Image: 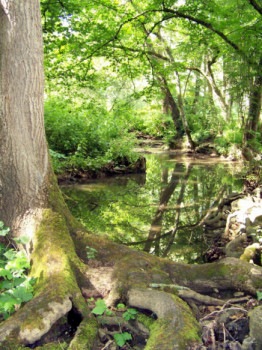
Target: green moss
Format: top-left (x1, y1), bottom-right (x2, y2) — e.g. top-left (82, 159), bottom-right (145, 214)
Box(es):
top-left (205, 264), bottom-right (229, 278)
top-left (30, 209), bottom-right (81, 298)
top-left (69, 318), bottom-right (98, 350)
top-left (237, 274), bottom-right (248, 283)
top-left (171, 294), bottom-right (201, 346)
top-left (144, 319), bottom-right (172, 350)
top-left (0, 343), bottom-right (26, 350)
top-left (17, 209), bottom-right (85, 335)
top-left (137, 313), bottom-right (155, 329)
top-left (144, 294), bottom-right (201, 350)
top-left (35, 342), bottom-right (68, 350)
top-left (254, 279), bottom-right (262, 290)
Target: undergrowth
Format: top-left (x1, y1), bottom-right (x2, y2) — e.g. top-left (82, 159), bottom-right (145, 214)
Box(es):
top-left (44, 97), bottom-right (139, 174)
top-left (0, 221), bottom-right (35, 320)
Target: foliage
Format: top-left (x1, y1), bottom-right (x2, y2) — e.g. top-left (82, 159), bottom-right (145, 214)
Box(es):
top-left (257, 291), bottom-right (262, 301)
top-left (42, 0), bottom-right (262, 157)
top-left (213, 124), bottom-right (244, 156)
top-left (123, 308), bottom-right (138, 321)
top-left (91, 299), bottom-right (108, 316)
top-left (113, 332), bottom-right (132, 347)
top-left (117, 303), bottom-right (126, 310)
top-left (86, 245), bottom-right (97, 259)
top-left (45, 97), bottom-right (140, 173)
top-left (90, 299), bottom-right (135, 346)
top-left (0, 222), bottom-right (35, 319)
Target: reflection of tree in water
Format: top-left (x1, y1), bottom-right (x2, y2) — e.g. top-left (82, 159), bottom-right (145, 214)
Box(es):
top-left (63, 156), bottom-right (243, 263)
top-left (144, 162), bottom-right (184, 254)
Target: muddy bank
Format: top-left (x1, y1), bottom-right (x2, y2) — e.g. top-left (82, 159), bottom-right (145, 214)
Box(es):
top-left (57, 156), bottom-right (146, 184)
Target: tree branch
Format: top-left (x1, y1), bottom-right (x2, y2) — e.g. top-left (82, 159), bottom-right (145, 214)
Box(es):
top-left (111, 44), bottom-right (170, 61)
top-left (248, 0), bottom-right (262, 16)
top-left (162, 10), bottom-right (241, 50)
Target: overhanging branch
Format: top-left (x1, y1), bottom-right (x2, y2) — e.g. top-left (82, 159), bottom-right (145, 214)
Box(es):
top-left (248, 0), bottom-right (262, 16)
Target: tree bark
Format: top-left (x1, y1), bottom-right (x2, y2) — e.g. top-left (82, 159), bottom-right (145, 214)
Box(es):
top-left (159, 76), bottom-right (184, 137)
top-left (245, 57), bottom-right (262, 141)
top-left (0, 0), bottom-right (49, 233)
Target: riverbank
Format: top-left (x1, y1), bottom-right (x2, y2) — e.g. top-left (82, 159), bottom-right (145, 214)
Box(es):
top-left (57, 155), bottom-right (146, 184)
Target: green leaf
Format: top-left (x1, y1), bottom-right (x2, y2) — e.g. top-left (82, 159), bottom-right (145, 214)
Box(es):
top-left (4, 250), bottom-right (17, 261)
top-left (123, 308), bottom-right (137, 321)
top-left (113, 332), bottom-right (132, 347)
top-left (257, 291), bottom-right (262, 301)
top-left (0, 292), bottom-right (19, 312)
top-left (117, 303), bottom-right (126, 309)
top-left (3, 311), bottom-right (10, 320)
top-left (13, 277), bottom-right (26, 287)
top-left (0, 227), bottom-right (10, 236)
top-left (13, 286), bottom-right (33, 303)
top-left (13, 236), bottom-right (30, 245)
top-left (91, 299), bottom-right (107, 315)
top-left (0, 269), bottom-right (13, 280)
top-left (0, 280), bottom-right (13, 290)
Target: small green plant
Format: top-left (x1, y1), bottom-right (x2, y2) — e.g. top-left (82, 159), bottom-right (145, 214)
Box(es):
top-left (256, 291), bottom-right (262, 301)
top-left (91, 299), bottom-right (137, 347)
top-left (0, 222), bottom-right (10, 237)
top-left (113, 332), bottom-right (132, 347)
top-left (123, 308), bottom-right (138, 321)
top-left (86, 245), bottom-right (97, 259)
top-left (117, 303), bottom-right (126, 310)
top-left (91, 298), bottom-right (110, 315)
top-left (0, 221), bottom-right (35, 319)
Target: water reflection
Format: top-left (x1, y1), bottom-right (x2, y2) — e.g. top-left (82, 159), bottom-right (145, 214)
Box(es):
top-left (62, 153), bottom-right (243, 263)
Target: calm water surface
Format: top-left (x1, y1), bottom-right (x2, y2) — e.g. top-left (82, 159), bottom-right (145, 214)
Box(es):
top-left (62, 152), bottom-right (244, 263)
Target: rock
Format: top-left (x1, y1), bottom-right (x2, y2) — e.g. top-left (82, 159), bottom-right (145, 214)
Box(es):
top-left (231, 198), bottom-right (254, 213)
top-left (227, 341), bottom-right (243, 350)
top-left (240, 243), bottom-right (261, 264)
top-left (249, 305), bottom-right (262, 349)
top-left (242, 337), bottom-right (256, 350)
top-left (225, 234), bottom-right (247, 258)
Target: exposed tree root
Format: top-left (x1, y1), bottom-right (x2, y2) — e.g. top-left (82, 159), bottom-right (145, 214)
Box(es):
top-left (0, 194), bottom-right (261, 349)
top-left (128, 288), bottom-right (201, 349)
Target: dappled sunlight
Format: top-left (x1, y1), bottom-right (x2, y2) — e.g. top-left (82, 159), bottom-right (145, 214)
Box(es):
top-left (63, 152), bottom-right (244, 263)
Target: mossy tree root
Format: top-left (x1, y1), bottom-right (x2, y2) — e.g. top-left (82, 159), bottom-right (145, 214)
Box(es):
top-left (128, 288), bottom-right (202, 349)
top-left (0, 209), bottom-right (98, 349)
top-left (0, 204), bottom-right (261, 349)
top-left (166, 257), bottom-right (262, 295)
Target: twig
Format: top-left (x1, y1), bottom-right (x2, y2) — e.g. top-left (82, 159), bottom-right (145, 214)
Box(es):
top-left (101, 340), bottom-right (114, 350)
top-left (200, 306), bottom-right (248, 322)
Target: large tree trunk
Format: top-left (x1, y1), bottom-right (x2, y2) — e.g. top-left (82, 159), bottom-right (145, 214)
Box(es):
top-left (0, 2), bottom-right (262, 350)
top-left (159, 76), bottom-right (184, 138)
top-left (0, 1), bottom-right (97, 348)
top-left (0, 0), bottom-right (50, 234)
top-left (245, 57), bottom-right (262, 142)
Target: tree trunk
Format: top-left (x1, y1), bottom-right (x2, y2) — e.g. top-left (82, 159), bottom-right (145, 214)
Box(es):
top-left (143, 163), bottom-right (182, 253)
top-left (0, 0), bottom-right (49, 233)
top-left (175, 71), bottom-right (196, 150)
top-left (159, 76), bottom-right (184, 137)
top-left (245, 57), bottom-right (262, 141)
top-left (0, 1), bottom-right (98, 348)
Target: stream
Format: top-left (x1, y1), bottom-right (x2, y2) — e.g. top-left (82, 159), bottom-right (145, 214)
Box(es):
top-left (62, 151), bottom-right (244, 263)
